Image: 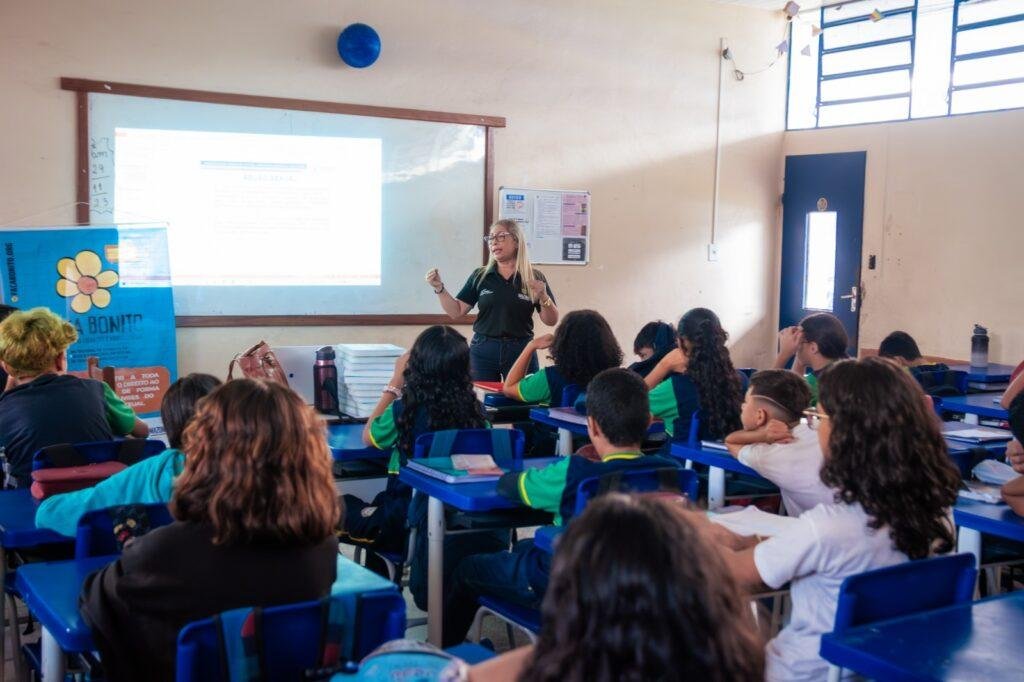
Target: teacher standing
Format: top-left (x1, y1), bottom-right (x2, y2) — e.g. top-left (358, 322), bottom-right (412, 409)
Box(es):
top-left (426, 219), bottom-right (559, 381)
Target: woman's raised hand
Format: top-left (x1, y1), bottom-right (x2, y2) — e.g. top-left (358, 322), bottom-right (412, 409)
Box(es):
top-left (425, 268), bottom-right (443, 291)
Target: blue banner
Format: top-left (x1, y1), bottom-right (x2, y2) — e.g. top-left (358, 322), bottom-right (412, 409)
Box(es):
top-left (0, 224), bottom-right (176, 417)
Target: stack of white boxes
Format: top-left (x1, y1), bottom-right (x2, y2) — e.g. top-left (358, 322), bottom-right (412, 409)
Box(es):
top-left (336, 344), bottom-right (405, 418)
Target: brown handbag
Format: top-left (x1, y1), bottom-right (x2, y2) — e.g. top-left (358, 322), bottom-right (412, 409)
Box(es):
top-left (227, 341), bottom-right (289, 386)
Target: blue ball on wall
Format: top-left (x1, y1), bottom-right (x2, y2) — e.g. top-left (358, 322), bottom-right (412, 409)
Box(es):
top-left (337, 23), bottom-right (381, 68)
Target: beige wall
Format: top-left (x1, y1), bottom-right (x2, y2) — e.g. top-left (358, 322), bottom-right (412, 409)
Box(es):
top-left (785, 110), bottom-right (1024, 365)
top-left (0, 0), bottom-right (787, 378)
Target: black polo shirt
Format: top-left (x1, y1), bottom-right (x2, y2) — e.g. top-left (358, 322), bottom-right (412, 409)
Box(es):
top-left (456, 267), bottom-right (555, 339)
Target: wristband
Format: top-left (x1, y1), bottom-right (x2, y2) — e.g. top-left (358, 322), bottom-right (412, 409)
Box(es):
top-left (433, 284), bottom-right (445, 295)
top-left (383, 385), bottom-right (402, 398)
top-left (540, 297), bottom-right (553, 308)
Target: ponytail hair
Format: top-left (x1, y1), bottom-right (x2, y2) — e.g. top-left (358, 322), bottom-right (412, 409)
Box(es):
top-left (678, 308), bottom-right (743, 439)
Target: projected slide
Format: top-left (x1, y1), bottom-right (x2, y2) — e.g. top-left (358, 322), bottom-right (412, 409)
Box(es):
top-left (113, 128), bottom-right (382, 287)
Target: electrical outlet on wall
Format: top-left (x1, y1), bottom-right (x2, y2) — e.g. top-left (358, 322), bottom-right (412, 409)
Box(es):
top-left (707, 243), bottom-right (720, 262)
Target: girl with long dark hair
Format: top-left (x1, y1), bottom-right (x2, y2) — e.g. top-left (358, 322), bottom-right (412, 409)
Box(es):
top-left (503, 309), bottom-right (623, 406)
top-left (464, 494), bottom-right (764, 682)
top-left (341, 325), bottom-right (504, 603)
top-left (710, 357), bottom-right (960, 681)
top-left (645, 307), bottom-right (744, 441)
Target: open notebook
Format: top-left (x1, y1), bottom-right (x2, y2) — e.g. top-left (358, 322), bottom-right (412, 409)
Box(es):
top-left (405, 455), bottom-right (507, 484)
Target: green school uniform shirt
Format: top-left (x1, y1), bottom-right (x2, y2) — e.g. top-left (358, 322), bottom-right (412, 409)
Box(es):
top-left (367, 402), bottom-right (491, 474)
top-left (102, 382), bottom-right (138, 435)
top-left (515, 369), bottom-right (554, 404)
top-left (648, 379), bottom-right (680, 437)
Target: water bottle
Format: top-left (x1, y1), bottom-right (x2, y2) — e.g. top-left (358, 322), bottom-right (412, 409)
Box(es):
top-left (970, 324), bottom-right (989, 370)
top-left (314, 346), bottom-right (339, 414)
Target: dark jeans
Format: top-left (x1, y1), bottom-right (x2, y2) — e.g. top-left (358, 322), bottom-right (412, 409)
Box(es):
top-left (469, 335), bottom-right (539, 382)
top-left (443, 539), bottom-right (542, 647)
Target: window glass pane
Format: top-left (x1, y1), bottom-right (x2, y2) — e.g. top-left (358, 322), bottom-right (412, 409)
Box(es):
top-left (956, 20), bottom-right (1024, 54)
top-left (818, 96), bottom-right (910, 126)
top-left (823, 14), bottom-right (914, 50)
top-left (788, 22), bottom-right (821, 129)
top-left (803, 212), bottom-right (838, 312)
top-left (958, 0), bottom-right (1024, 26)
top-left (820, 70), bottom-right (911, 102)
top-left (954, 50), bottom-right (1024, 85)
top-left (822, 42), bottom-right (912, 76)
top-left (825, 0), bottom-right (915, 24)
top-left (912, 0), bottom-right (955, 118)
top-left (951, 79), bottom-right (1024, 112)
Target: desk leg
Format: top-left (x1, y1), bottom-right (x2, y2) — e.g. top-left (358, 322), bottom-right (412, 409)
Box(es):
top-left (964, 414), bottom-right (980, 426)
top-left (708, 467), bottom-right (725, 510)
top-left (41, 627), bottom-right (65, 681)
top-left (557, 428), bottom-right (572, 456)
top-left (958, 526), bottom-right (982, 567)
top-left (426, 495), bottom-right (445, 647)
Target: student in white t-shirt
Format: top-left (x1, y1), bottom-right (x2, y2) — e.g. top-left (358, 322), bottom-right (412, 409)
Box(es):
top-left (724, 369), bottom-right (833, 516)
top-left (707, 357), bottom-right (960, 681)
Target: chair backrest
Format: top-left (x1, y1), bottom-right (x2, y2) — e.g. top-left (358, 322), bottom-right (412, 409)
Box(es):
top-left (412, 428), bottom-right (525, 468)
top-left (32, 439), bottom-right (165, 471)
top-left (832, 553), bottom-right (977, 635)
top-left (75, 503), bottom-right (175, 559)
top-left (573, 467), bottom-right (699, 516)
top-left (914, 369), bottom-right (968, 397)
top-left (737, 368), bottom-right (756, 380)
top-left (559, 384), bottom-right (581, 409)
top-left (175, 591), bottom-right (406, 682)
top-left (685, 410), bottom-right (702, 449)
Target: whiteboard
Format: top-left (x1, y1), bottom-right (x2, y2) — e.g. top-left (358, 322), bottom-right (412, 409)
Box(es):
top-left (498, 187), bottom-right (590, 265)
top-left (87, 93), bottom-right (486, 316)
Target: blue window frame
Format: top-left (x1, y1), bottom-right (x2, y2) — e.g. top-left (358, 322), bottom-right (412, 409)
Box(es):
top-left (787, 0), bottom-right (1024, 129)
top-left (816, 2), bottom-right (918, 127)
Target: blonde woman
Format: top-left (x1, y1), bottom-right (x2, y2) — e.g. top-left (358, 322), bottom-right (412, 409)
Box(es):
top-left (427, 219), bottom-right (559, 381)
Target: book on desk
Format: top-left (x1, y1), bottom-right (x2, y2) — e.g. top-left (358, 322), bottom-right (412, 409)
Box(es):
top-left (944, 426), bottom-right (1012, 444)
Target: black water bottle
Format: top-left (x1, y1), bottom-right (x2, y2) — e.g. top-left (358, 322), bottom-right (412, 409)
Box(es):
top-left (314, 346), bottom-right (339, 414)
top-left (970, 324), bottom-right (989, 370)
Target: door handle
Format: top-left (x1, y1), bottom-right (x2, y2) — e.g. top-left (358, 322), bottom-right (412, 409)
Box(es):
top-left (839, 285), bottom-right (859, 313)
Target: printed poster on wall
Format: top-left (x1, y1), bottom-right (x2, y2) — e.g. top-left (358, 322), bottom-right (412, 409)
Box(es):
top-left (498, 187), bottom-right (590, 265)
top-left (0, 224), bottom-right (176, 417)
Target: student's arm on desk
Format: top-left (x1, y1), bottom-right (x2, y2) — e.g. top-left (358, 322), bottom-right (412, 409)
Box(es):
top-left (1002, 373), bottom-right (1024, 410)
top-left (496, 459), bottom-right (568, 514)
top-left (684, 510), bottom-right (767, 591)
top-left (1002, 476), bottom-right (1024, 517)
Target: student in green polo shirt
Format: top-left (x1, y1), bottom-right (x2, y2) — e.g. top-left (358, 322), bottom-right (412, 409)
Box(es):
top-left (773, 312), bottom-right (849, 406)
top-left (340, 325), bottom-right (506, 604)
top-left (502, 309), bottom-right (624, 407)
top-left (443, 368), bottom-right (680, 645)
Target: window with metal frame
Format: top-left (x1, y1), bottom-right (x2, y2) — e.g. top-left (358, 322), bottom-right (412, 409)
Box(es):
top-left (949, 0), bottom-right (1024, 114)
top-left (816, 1), bottom-right (919, 128)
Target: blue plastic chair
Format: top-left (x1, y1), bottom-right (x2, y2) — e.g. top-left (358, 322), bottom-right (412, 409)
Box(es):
top-left (31, 439), bottom-right (165, 471)
top-left (74, 503), bottom-right (174, 559)
top-left (472, 466), bottom-right (698, 642)
top-left (558, 384), bottom-right (581, 409)
top-left (175, 591), bottom-right (406, 681)
top-left (412, 428), bottom-right (526, 468)
top-left (824, 553), bottom-right (977, 681)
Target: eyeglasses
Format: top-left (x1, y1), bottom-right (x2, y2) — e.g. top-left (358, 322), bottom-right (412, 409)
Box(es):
top-left (803, 408), bottom-right (830, 430)
top-left (483, 232), bottom-right (514, 245)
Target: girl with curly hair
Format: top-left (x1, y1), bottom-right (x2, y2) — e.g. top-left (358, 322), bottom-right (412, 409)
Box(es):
top-left (81, 379), bottom-right (340, 682)
top-left (464, 493), bottom-right (764, 682)
top-left (341, 326), bottom-right (506, 604)
top-left (710, 357), bottom-right (960, 681)
top-left (645, 307), bottom-right (744, 441)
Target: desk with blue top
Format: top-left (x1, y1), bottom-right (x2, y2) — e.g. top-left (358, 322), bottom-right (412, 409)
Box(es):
top-left (15, 553), bottom-right (399, 681)
top-left (948, 362), bottom-right (1016, 390)
top-left (939, 394), bottom-right (1010, 425)
top-left (398, 458), bottom-right (558, 646)
top-left (326, 423), bottom-right (388, 462)
top-left (954, 499), bottom-right (1024, 568)
top-left (529, 408), bottom-right (665, 455)
top-left (820, 590), bottom-right (1024, 680)
top-left (668, 442), bottom-right (764, 510)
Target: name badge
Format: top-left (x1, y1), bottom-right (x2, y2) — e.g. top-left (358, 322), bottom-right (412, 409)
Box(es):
top-left (517, 293), bottom-right (531, 302)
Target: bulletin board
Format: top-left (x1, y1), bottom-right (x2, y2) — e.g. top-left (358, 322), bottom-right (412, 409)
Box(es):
top-left (498, 187), bottom-right (590, 265)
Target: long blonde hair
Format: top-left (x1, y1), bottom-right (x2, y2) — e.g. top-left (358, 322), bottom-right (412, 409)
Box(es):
top-left (478, 219), bottom-right (538, 300)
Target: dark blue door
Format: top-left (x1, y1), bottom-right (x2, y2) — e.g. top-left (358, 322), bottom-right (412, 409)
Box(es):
top-left (779, 152), bottom-right (866, 353)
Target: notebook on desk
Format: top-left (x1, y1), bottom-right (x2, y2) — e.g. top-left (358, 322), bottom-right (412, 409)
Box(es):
top-left (405, 455), bottom-right (507, 484)
top-left (700, 440), bottom-right (729, 452)
top-left (944, 426), bottom-right (1012, 444)
top-left (547, 407), bottom-right (588, 426)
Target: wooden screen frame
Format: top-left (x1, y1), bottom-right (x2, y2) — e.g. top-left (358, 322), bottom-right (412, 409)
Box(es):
top-left (61, 77), bottom-right (504, 327)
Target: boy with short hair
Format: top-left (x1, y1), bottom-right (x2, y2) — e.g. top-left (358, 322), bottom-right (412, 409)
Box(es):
top-left (725, 369), bottom-right (832, 516)
top-left (878, 331), bottom-right (948, 373)
top-left (443, 368), bottom-right (680, 645)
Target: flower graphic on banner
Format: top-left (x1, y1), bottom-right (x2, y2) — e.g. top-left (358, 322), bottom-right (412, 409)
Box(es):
top-left (55, 250), bottom-right (119, 314)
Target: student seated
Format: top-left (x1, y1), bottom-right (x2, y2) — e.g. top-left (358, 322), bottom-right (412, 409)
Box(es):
top-left (0, 304), bottom-right (18, 392)
top-left (627, 319), bottom-right (675, 378)
top-left (80, 379), bottom-right (340, 682)
top-left (878, 331), bottom-right (948, 373)
top-left (645, 307), bottom-right (744, 441)
top-left (724, 369), bottom-right (832, 516)
top-left (444, 368), bottom-right (680, 646)
top-left (464, 494), bottom-right (764, 682)
top-left (502, 309), bottom-right (623, 405)
top-left (34, 373), bottom-right (221, 536)
top-left (1000, 393), bottom-right (1024, 515)
top-left (709, 357), bottom-right (960, 681)
top-left (343, 325), bottom-right (506, 606)
top-left (0, 308), bottom-right (148, 487)
top-left (773, 312), bottom-right (849, 405)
